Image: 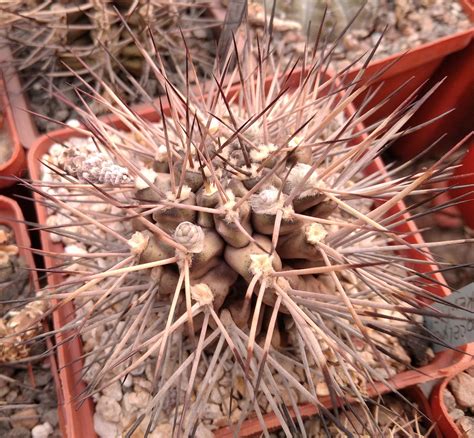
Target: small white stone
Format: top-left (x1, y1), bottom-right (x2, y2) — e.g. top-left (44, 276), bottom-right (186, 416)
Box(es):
top-left (209, 387), bottom-right (222, 404)
top-left (123, 391), bottom-right (151, 414)
top-left (83, 362), bottom-right (101, 384)
top-left (122, 374), bottom-right (133, 388)
top-left (93, 413), bottom-right (120, 438)
top-left (66, 119), bottom-right (81, 128)
top-left (102, 381), bottom-right (123, 402)
top-left (133, 377), bottom-right (152, 393)
top-left (202, 403), bottom-right (222, 420)
top-left (64, 244), bottom-right (87, 259)
top-left (195, 423), bottom-right (214, 438)
top-left (96, 396), bottom-right (121, 423)
top-left (152, 423), bottom-right (173, 438)
top-left (49, 143), bottom-right (64, 157)
top-left (155, 144), bottom-right (168, 162)
top-left (135, 167), bottom-right (158, 190)
top-left (31, 422), bottom-right (53, 438)
top-left (130, 363), bottom-right (146, 376)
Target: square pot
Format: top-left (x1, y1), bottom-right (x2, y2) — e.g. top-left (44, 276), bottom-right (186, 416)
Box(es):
top-left (28, 69), bottom-right (472, 437)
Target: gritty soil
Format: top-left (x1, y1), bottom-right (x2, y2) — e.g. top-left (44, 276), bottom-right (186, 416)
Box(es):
top-left (0, 225), bottom-right (60, 438)
top-left (444, 366), bottom-right (474, 436)
top-left (0, 127), bottom-right (13, 166)
top-left (331, 0), bottom-right (471, 71)
top-left (245, 0), bottom-right (471, 72)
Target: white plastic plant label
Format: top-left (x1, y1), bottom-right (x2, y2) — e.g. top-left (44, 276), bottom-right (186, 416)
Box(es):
top-left (425, 282), bottom-right (474, 352)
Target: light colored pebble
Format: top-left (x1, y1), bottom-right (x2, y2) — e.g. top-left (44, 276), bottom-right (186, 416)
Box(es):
top-left (123, 374), bottom-right (133, 388)
top-left (444, 389), bottom-right (457, 411)
top-left (449, 408), bottom-right (465, 421)
top-left (10, 407), bottom-right (39, 429)
top-left (450, 372), bottom-right (474, 409)
top-left (202, 403), bottom-right (222, 420)
top-left (195, 423), bottom-right (214, 438)
top-left (31, 422), bottom-right (53, 438)
top-left (133, 377), bottom-right (153, 393)
top-left (456, 416), bottom-right (474, 437)
top-left (209, 388), bottom-right (222, 404)
top-left (102, 381), bottom-right (123, 402)
top-left (94, 413), bottom-right (120, 438)
top-left (130, 363), bottom-right (146, 376)
top-left (152, 423), bottom-right (173, 438)
top-left (96, 396), bottom-right (121, 423)
top-left (123, 391), bottom-right (151, 414)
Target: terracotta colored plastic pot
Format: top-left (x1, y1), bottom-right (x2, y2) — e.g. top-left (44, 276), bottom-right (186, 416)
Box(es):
top-left (342, 27), bottom-right (473, 153)
top-left (0, 43), bottom-right (38, 150)
top-left (430, 349), bottom-right (474, 437)
top-left (0, 73), bottom-right (26, 188)
top-left (390, 38), bottom-right (474, 161)
top-left (29, 70), bottom-right (471, 437)
top-left (450, 138), bottom-right (474, 229)
top-left (403, 386), bottom-right (443, 438)
top-left (0, 195), bottom-right (65, 435)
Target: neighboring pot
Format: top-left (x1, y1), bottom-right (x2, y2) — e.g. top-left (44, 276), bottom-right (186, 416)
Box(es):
top-left (430, 352), bottom-right (474, 437)
top-left (0, 195), bottom-right (65, 434)
top-left (390, 37), bottom-right (474, 160)
top-left (0, 72), bottom-right (26, 188)
top-left (450, 138), bottom-right (474, 230)
top-left (403, 386), bottom-right (443, 438)
top-left (28, 70), bottom-right (472, 437)
top-left (0, 43), bottom-right (38, 150)
top-left (343, 26), bottom-right (473, 158)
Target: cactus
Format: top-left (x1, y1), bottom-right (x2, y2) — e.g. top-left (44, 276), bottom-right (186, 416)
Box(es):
top-left (23, 14), bottom-right (473, 437)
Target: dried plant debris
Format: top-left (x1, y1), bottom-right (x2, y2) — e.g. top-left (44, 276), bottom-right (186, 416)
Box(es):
top-left (22, 14), bottom-right (473, 437)
top-left (444, 367), bottom-right (474, 437)
top-left (0, 0), bottom-right (218, 132)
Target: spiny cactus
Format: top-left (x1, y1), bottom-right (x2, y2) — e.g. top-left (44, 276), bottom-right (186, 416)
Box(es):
top-left (23, 15), bottom-right (473, 437)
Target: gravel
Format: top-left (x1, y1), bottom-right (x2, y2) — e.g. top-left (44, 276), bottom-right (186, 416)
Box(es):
top-left (0, 227), bottom-right (59, 437)
top-left (244, 0), bottom-right (471, 72)
top-left (444, 366), bottom-right (474, 435)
